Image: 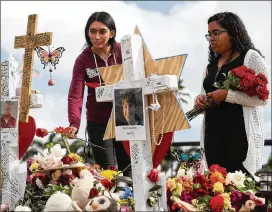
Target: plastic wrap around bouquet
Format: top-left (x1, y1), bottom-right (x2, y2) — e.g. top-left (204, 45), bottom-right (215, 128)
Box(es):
top-left (186, 65), bottom-right (269, 121)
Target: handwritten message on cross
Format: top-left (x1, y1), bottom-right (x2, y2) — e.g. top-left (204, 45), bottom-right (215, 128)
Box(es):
top-left (14, 14), bottom-right (52, 122)
top-left (95, 27), bottom-right (190, 211)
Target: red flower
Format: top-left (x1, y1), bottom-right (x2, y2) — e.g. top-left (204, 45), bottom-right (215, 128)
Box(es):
top-left (245, 72), bottom-right (256, 83)
top-left (240, 78), bottom-right (254, 91)
top-left (203, 183), bottom-right (213, 191)
top-left (195, 188), bottom-right (208, 197)
top-left (31, 172), bottom-right (48, 185)
top-left (209, 195), bottom-right (224, 212)
top-left (54, 127), bottom-right (64, 134)
top-left (61, 155), bottom-right (74, 165)
top-left (59, 174), bottom-right (75, 185)
top-left (193, 174), bottom-right (207, 185)
top-left (89, 188), bottom-right (99, 199)
top-left (147, 169), bottom-right (159, 183)
top-left (231, 66), bottom-right (247, 78)
top-left (257, 85), bottom-right (269, 101)
top-left (256, 73), bottom-right (268, 85)
top-left (246, 68), bottom-right (256, 75)
top-left (100, 179), bottom-right (114, 190)
top-left (244, 86), bottom-right (258, 97)
top-left (108, 165), bottom-right (117, 171)
top-left (36, 128), bottom-right (48, 138)
top-left (209, 164), bottom-right (227, 177)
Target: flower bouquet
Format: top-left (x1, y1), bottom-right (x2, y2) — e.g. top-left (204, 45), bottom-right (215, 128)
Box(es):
top-left (186, 65), bottom-right (269, 121)
top-left (167, 164), bottom-right (265, 212)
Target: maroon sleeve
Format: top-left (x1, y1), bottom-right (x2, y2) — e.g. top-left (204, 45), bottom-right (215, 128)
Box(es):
top-left (68, 57), bottom-right (85, 130)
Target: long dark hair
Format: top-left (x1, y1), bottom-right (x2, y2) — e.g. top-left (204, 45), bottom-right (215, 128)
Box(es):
top-left (207, 12), bottom-right (264, 63)
top-left (83, 11), bottom-right (116, 49)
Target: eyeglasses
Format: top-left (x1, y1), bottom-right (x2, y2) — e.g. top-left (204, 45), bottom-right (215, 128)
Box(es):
top-left (205, 30), bottom-right (228, 41)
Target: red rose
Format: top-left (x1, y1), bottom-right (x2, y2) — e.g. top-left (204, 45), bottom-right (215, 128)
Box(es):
top-left (246, 68), bottom-right (256, 75)
top-left (209, 195), bottom-right (224, 212)
top-left (61, 156), bottom-right (74, 165)
top-left (203, 183), bottom-right (213, 191)
top-left (100, 179), bottom-right (114, 190)
top-left (244, 86), bottom-right (258, 97)
top-left (257, 85), bottom-right (269, 101)
top-left (89, 188), bottom-right (99, 199)
top-left (209, 164), bottom-right (227, 177)
top-left (195, 188), bottom-right (207, 197)
top-left (147, 169), bottom-right (159, 183)
top-left (193, 174), bottom-right (207, 185)
top-left (254, 76), bottom-right (264, 87)
top-left (36, 128), bottom-right (48, 138)
top-left (232, 66), bottom-right (246, 78)
top-left (256, 73), bottom-right (268, 85)
top-left (245, 72), bottom-right (256, 83)
top-left (240, 78), bottom-right (253, 91)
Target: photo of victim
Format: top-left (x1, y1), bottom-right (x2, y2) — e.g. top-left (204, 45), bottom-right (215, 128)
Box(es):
top-left (114, 86), bottom-right (146, 141)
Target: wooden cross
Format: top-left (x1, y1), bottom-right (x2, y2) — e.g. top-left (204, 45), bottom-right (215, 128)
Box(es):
top-left (14, 14), bottom-right (52, 122)
top-left (95, 27), bottom-right (190, 211)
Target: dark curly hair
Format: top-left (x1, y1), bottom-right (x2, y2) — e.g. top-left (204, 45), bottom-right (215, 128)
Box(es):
top-left (207, 12), bottom-right (264, 63)
top-left (83, 11), bottom-right (116, 49)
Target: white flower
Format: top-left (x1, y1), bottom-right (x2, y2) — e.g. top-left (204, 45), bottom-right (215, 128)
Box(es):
top-left (36, 178), bottom-right (44, 189)
top-left (225, 171), bottom-right (246, 188)
top-left (177, 168), bottom-right (186, 177)
top-left (63, 169), bottom-right (73, 176)
top-left (247, 177), bottom-right (252, 182)
top-left (50, 144), bottom-right (66, 157)
top-left (186, 167), bottom-right (194, 178)
top-left (14, 205), bottom-right (32, 211)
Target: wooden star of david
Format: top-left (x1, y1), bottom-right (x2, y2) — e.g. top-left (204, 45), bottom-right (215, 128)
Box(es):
top-left (99, 26), bottom-right (190, 154)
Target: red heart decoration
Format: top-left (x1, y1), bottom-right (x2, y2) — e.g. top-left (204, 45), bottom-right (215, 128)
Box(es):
top-left (18, 116), bottom-right (36, 159)
top-left (122, 132), bottom-right (174, 168)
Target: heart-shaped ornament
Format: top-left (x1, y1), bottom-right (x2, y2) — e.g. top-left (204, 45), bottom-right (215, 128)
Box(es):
top-left (18, 116), bottom-right (36, 159)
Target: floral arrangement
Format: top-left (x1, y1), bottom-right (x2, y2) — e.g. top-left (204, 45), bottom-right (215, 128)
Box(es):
top-left (146, 168), bottom-right (162, 207)
top-left (186, 65), bottom-right (269, 121)
top-left (167, 164), bottom-right (265, 212)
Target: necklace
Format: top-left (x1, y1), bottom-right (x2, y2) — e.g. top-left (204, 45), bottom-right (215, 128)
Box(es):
top-left (151, 93), bottom-right (166, 146)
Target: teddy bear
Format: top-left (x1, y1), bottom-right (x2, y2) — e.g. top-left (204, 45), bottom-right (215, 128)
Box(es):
top-left (71, 169), bottom-right (103, 209)
top-left (43, 191), bottom-right (82, 211)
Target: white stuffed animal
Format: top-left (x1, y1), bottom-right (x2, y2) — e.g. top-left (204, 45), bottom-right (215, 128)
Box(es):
top-left (71, 169), bottom-right (102, 209)
top-left (44, 191), bottom-right (82, 211)
top-left (14, 205), bottom-right (32, 211)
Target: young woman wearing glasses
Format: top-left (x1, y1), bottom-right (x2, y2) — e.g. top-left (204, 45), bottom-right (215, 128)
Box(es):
top-left (195, 12), bottom-right (269, 181)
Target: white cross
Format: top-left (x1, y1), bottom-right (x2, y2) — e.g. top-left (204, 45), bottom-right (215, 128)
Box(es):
top-left (96, 34), bottom-right (179, 211)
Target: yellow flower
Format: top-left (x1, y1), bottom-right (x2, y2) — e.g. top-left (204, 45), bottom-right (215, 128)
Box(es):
top-left (172, 183), bottom-right (183, 197)
top-left (69, 153), bottom-right (83, 162)
top-left (101, 170), bottom-right (117, 181)
top-left (51, 170), bottom-right (62, 181)
top-left (29, 162), bottom-right (39, 172)
top-left (220, 193), bottom-right (235, 211)
top-left (213, 182), bottom-right (224, 193)
top-left (166, 178), bottom-right (177, 191)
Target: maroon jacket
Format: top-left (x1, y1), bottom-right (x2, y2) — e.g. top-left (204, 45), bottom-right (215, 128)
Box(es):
top-left (68, 43), bottom-right (122, 130)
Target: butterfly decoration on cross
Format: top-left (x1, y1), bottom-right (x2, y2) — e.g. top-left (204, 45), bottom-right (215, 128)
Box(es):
top-left (172, 148), bottom-right (205, 170)
top-left (34, 46), bottom-right (65, 86)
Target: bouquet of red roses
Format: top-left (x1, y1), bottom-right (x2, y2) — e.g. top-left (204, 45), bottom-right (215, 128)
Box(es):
top-left (186, 65), bottom-right (269, 121)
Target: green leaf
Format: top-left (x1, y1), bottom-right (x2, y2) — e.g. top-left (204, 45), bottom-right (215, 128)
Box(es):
top-left (149, 184), bottom-right (162, 192)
